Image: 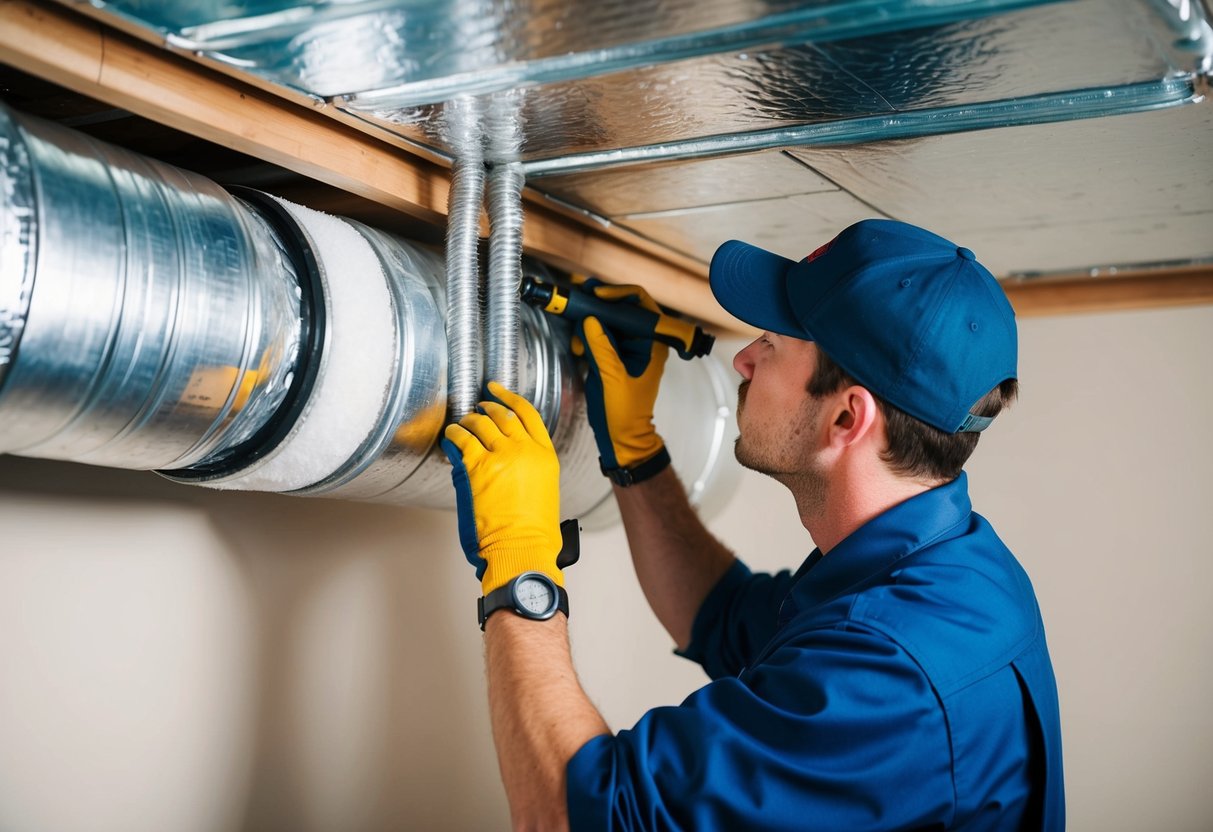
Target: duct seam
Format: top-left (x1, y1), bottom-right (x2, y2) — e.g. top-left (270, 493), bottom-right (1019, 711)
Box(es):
top-left (0, 106), bottom-right (36, 399)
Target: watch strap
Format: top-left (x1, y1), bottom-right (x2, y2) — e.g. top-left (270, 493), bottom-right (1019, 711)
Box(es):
top-left (600, 446), bottom-right (670, 487)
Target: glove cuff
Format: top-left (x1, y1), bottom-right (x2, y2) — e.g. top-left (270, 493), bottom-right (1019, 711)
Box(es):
top-left (480, 539), bottom-right (564, 596)
top-left (600, 445), bottom-right (671, 487)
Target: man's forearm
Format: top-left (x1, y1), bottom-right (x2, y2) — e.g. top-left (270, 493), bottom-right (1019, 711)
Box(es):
top-left (613, 466), bottom-right (735, 650)
top-left (485, 612), bottom-right (610, 831)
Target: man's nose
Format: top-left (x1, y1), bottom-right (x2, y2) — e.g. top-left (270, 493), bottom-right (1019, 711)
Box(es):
top-left (733, 341), bottom-right (757, 379)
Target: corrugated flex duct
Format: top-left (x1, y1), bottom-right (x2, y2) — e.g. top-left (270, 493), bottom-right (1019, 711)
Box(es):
top-left (0, 103), bottom-right (736, 523)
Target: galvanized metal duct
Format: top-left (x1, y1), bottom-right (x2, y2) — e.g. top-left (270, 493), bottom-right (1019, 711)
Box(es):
top-left (0, 102), bottom-right (737, 521)
top-left (0, 104), bottom-right (305, 472)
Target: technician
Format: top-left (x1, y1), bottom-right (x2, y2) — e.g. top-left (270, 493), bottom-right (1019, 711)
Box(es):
top-left (442, 219), bottom-right (1065, 830)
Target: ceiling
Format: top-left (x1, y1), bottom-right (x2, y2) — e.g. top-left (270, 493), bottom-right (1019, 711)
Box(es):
top-left (44, 0), bottom-right (1213, 279)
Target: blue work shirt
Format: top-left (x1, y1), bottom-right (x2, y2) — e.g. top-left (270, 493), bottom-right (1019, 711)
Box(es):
top-left (567, 473), bottom-right (1064, 830)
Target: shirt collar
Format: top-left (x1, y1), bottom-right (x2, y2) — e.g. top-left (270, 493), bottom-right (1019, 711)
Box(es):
top-left (783, 472), bottom-right (974, 616)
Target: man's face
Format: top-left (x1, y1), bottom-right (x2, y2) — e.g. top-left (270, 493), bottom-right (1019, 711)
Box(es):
top-left (732, 333), bottom-right (824, 478)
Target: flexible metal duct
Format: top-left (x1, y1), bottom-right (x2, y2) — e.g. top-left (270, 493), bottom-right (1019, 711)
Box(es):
top-left (485, 89), bottom-right (527, 390)
top-left (442, 95), bottom-right (486, 421)
top-left (0, 103), bottom-right (736, 520)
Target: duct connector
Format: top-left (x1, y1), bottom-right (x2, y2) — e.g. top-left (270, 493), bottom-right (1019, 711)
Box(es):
top-left (0, 102), bottom-right (736, 522)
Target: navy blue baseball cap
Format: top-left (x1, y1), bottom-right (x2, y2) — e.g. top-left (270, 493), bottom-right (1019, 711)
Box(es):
top-left (710, 219), bottom-right (1017, 434)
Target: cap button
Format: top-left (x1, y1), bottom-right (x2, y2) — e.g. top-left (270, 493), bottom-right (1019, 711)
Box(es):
top-left (957, 247), bottom-right (976, 261)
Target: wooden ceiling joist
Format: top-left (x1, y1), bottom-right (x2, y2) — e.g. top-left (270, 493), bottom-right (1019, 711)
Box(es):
top-left (1003, 265), bottom-right (1213, 318)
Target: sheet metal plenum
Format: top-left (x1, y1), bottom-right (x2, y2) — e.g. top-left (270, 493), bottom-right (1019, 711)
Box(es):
top-left (93, 0), bottom-right (1053, 99)
top-left (361, 0), bottom-right (1178, 161)
top-left (98, 0), bottom-right (848, 94)
top-left (55, 0), bottom-right (1213, 282)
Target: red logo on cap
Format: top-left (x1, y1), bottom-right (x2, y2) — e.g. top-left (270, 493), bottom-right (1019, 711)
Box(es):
top-left (806, 239), bottom-right (834, 263)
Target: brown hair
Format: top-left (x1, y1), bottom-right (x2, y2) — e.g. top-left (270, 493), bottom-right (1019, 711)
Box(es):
top-left (807, 349), bottom-right (1018, 482)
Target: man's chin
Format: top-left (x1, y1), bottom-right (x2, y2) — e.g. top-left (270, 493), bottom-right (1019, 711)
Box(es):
top-left (733, 438), bottom-right (771, 476)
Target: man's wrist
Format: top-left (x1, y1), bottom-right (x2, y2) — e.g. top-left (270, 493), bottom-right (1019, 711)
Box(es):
top-left (601, 445), bottom-right (671, 487)
top-left (479, 572), bottom-right (570, 631)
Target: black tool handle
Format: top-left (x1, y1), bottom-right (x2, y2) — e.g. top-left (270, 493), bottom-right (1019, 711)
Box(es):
top-left (520, 277), bottom-right (714, 359)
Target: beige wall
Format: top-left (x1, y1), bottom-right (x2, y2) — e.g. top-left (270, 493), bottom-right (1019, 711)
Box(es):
top-left (0, 305), bottom-right (1210, 831)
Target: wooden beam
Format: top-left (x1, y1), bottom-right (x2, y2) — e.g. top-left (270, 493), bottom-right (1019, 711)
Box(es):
top-left (0, 0), bottom-right (732, 328)
top-left (1003, 266), bottom-right (1213, 317)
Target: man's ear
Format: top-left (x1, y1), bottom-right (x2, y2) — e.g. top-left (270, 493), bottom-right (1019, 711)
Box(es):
top-left (828, 385), bottom-right (880, 449)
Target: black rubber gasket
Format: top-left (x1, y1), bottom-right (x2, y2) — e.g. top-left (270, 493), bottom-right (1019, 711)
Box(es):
top-left (161, 187), bottom-right (325, 482)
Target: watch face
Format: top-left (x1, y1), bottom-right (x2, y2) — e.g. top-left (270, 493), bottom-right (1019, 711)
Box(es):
top-left (513, 575), bottom-right (556, 616)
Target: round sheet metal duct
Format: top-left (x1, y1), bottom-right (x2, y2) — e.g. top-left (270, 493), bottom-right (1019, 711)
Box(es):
top-left (0, 104), bottom-right (304, 473)
top-left (0, 103), bottom-right (735, 520)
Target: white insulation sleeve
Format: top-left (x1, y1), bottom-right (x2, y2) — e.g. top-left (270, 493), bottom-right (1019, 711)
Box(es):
top-left (207, 197), bottom-right (396, 492)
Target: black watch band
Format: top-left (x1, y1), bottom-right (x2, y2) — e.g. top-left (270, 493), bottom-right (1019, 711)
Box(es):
top-left (600, 446), bottom-right (671, 487)
top-left (478, 572), bottom-right (570, 631)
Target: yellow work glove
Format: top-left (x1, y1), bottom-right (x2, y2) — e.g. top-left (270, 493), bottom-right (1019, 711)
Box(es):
top-left (440, 382), bottom-right (564, 596)
top-left (574, 282), bottom-right (670, 477)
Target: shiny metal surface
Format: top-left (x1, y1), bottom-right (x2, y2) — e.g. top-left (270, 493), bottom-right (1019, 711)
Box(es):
top-left (52, 0), bottom-right (1213, 282)
top-left (90, 0), bottom-right (1050, 100)
top-left (486, 160), bottom-right (525, 389)
top-left (443, 96), bottom-right (486, 421)
top-left (520, 78), bottom-right (1199, 177)
top-left (0, 104), bottom-right (736, 518)
top-left (339, 0), bottom-right (1051, 109)
top-left (367, 258), bottom-right (611, 516)
top-left (0, 104), bottom-right (303, 470)
top-left (0, 106), bottom-right (36, 397)
top-left (485, 90), bottom-right (526, 391)
top-left (352, 0), bottom-right (1191, 163)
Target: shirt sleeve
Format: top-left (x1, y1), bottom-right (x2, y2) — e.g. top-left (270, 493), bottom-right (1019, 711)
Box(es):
top-left (675, 560), bottom-right (797, 680)
top-left (567, 623), bottom-right (953, 832)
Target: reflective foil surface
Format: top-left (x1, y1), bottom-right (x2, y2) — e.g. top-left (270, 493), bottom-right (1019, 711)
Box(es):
top-left (45, 0), bottom-right (1213, 277)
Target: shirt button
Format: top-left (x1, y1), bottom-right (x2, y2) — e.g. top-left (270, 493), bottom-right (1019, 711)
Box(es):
top-left (957, 247), bottom-right (976, 261)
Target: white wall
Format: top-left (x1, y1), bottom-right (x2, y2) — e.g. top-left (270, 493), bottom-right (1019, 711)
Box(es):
top-left (0, 305), bottom-right (1209, 831)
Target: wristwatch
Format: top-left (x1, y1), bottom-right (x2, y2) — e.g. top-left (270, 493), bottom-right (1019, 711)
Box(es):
top-left (478, 571), bottom-right (570, 631)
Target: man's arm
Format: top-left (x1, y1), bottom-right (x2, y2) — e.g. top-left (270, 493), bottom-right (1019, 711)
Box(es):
top-left (485, 612), bottom-right (609, 831)
top-left (612, 466), bottom-right (735, 651)
top-left (442, 384), bottom-right (611, 829)
top-left (572, 286), bottom-right (737, 650)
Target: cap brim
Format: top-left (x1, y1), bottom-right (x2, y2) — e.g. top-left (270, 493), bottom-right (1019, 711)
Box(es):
top-left (709, 240), bottom-right (806, 337)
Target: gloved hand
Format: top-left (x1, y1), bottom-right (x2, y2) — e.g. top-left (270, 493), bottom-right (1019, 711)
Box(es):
top-left (574, 282), bottom-right (670, 472)
top-left (441, 382), bottom-right (564, 596)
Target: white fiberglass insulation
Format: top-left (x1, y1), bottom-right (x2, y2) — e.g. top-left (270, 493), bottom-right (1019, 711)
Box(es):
top-left (209, 197), bottom-right (396, 492)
